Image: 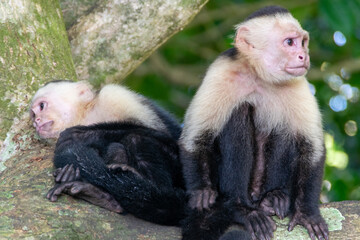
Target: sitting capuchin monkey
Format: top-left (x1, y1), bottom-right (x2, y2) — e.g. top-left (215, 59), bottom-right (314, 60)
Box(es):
top-left (31, 80), bottom-right (189, 225)
top-left (180, 6), bottom-right (328, 240)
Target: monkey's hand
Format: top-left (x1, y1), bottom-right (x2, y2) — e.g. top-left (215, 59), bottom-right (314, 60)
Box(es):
top-left (188, 189), bottom-right (217, 211)
top-left (259, 189), bottom-right (290, 219)
top-left (288, 211), bottom-right (328, 240)
top-left (234, 208), bottom-right (276, 240)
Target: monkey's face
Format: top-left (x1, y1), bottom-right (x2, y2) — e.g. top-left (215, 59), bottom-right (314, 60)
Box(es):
top-left (258, 21), bottom-right (310, 83)
top-left (30, 94), bottom-right (74, 139)
top-left (30, 81), bottom-right (95, 139)
top-left (235, 15), bottom-right (310, 84)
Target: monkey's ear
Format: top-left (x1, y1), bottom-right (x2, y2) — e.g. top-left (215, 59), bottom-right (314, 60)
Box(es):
top-left (235, 26), bottom-right (254, 51)
top-left (75, 81), bottom-right (95, 103)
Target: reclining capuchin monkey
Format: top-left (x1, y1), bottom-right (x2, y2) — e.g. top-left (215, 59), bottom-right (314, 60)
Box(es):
top-left (180, 6), bottom-right (328, 240)
top-left (31, 80), bottom-right (188, 225)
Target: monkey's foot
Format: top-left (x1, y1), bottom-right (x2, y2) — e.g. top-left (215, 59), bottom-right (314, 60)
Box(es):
top-left (188, 188), bottom-right (218, 211)
top-left (234, 208), bottom-right (276, 240)
top-left (288, 211), bottom-right (328, 240)
top-left (47, 181), bottom-right (124, 213)
top-left (259, 189), bottom-right (289, 219)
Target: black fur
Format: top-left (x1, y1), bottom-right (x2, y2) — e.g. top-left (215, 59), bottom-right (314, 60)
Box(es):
top-left (51, 122), bottom-right (188, 226)
top-left (142, 98), bottom-right (182, 139)
top-left (245, 5), bottom-right (289, 21)
top-left (181, 102), bottom-right (326, 239)
top-left (220, 48), bottom-right (239, 61)
top-left (44, 79), bottom-right (73, 86)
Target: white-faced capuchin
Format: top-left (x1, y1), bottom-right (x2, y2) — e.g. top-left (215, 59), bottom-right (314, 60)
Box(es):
top-left (32, 80), bottom-right (188, 225)
top-left (30, 80), bottom-right (180, 139)
top-left (180, 6), bottom-right (328, 240)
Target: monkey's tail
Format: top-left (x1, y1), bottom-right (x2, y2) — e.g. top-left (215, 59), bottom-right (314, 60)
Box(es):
top-left (54, 144), bottom-right (187, 226)
top-left (181, 202), bottom-right (251, 240)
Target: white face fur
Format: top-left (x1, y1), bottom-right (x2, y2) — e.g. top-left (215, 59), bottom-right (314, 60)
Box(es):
top-left (235, 14), bottom-right (310, 83)
top-left (30, 81), bottom-right (94, 138)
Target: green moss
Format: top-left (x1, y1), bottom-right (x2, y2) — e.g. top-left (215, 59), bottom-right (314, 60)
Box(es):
top-left (0, 0), bottom-right (77, 140)
top-left (0, 216), bottom-right (14, 234)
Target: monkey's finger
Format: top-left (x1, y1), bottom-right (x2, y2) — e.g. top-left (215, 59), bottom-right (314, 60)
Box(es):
top-left (278, 196), bottom-right (286, 219)
top-left (263, 216), bottom-right (276, 239)
top-left (304, 223), bottom-right (317, 240)
top-left (319, 222), bottom-right (329, 240)
top-left (195, 194), bottom-right (203, 211)
top-left (60, 164), bottom-right (74, 182)
top-left (250, 217), bottom-right (267, 240)
top-left (202, 190), bottom-right (210, 209)
top-left (75, 167), bottom-right (81, 180)
top-left (53, 168), bottom-right (62, 177)
top-left (288, 218), bottom-right (298, 232)
top-left (266, 215), bottom-right (276, 231)
top-left (245, 220), bottom-right (257, 240)
top-left (259, 219), bottom-right (273, 240)
top-left (273, 196), bottom-right (280, 217)
top-left (188, 194), bottom-right (198, 209)
top-left (55, 164), bottom-right (70, 182)
top-left (312, 224), bottom-right (325, 240)
top-left (315, 222), bottom-right (329, 240)
top-left (260, 205), bottom-right (275, 216)
top-left (209, 191), bottom-right (217, 206)
top-left (52, 182), bottom-right (75, 198)
top-left (46, 185), bottom-right (59, 201)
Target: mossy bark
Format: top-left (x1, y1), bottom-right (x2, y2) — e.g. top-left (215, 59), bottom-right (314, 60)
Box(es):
top-left (0, 0), bottom-right (77, 143)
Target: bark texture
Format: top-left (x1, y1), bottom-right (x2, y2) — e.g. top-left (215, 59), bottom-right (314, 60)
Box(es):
top-left (61, 0), bottom-right (208, 87)
top-left (0, 0), bottom-right (77, 142)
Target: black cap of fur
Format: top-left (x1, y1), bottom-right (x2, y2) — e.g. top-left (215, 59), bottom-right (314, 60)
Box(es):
top-left (245, 5), bottom-right (289, 21)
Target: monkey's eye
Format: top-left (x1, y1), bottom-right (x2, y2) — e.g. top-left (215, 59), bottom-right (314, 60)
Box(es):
top-left (286, 38), bottom-right (294, 46)
top-left (39, 102), bottom-right (45, 111)
top-left (302, 39), bottom-right (305, 47)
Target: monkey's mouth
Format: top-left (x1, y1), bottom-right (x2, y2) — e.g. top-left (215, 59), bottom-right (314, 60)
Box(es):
top-left (285, 66), bottom-right (308, 76)
top-left (36, 121), bottom-right (54, 137)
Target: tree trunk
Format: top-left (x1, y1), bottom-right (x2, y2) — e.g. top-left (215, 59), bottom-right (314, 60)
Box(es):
top-left (0, 0), bottom-right (77, 143)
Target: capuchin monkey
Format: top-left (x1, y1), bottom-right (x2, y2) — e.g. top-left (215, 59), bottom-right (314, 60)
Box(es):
top-left (31, 80), bottom-right (187, 225)
top-left (180, 6), bottom-right (328, 240)
top-left (30, 80), bottom-right (180, 139)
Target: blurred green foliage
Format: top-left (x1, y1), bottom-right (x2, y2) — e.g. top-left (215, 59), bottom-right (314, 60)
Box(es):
top-left (125, 0), bottom-right (360, 202)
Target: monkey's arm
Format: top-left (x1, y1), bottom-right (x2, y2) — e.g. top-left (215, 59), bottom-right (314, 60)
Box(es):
top-left (180, 140), bottom-right (218, 211)
top-left (288, 140), bottom-right (328, 240)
